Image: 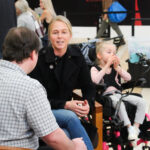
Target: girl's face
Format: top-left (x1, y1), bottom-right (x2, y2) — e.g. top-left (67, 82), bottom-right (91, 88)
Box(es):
top-left (98, 44), bottom-right (116, 63)
top-left (49, 21), bottom-right (72, 53)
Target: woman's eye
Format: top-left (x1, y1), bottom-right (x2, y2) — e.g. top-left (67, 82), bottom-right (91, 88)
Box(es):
top-left (62, 31), bottom-right (67, 34)
top-left (53, 32), bottom-right (58, 34)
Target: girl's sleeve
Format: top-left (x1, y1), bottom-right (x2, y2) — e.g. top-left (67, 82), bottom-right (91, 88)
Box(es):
top-left (117, 66), bottom-right (131, 81)
top-left (90, 66), bottom-right (106, 84)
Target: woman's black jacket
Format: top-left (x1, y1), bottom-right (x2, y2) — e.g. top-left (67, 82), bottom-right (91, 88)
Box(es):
top-left (29, 45), bottom-right (96, 110)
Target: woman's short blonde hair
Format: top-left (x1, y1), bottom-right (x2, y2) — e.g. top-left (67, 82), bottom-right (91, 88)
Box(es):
top-left (15, 0), bottom-right (29, 13)
top-left (48, 15), bottom-right (72, 36)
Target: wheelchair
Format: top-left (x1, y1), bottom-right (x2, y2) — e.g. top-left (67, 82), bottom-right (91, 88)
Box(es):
top-left (77, 39), bottom-right (150, 150)
top-left (96, 82), bottom-right (150, 150)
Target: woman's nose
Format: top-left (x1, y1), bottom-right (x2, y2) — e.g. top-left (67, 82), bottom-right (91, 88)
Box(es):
top-left (58, 33), bottom-right (62, 38)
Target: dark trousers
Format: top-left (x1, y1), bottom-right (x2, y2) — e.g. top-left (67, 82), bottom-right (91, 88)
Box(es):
top-left (96, 19), bottom-right (123, 38)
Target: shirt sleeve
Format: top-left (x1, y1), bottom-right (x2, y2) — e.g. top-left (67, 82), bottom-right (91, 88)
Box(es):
top-left (90, 66), bottom-right (106, 84)
top-left (26, 83), bottom-right (59, 137)
top-left (116, 66), bottom-right (131, 81)
top-left (17, 17), bottom-right (26, 27)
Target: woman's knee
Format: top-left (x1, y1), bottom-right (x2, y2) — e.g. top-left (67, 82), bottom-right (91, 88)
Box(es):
top-left (66, 110), bottom-right (80, 122)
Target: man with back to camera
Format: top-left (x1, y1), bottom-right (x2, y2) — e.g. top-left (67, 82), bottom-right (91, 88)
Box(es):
top-left (0, 26), bottom-right (87, 150)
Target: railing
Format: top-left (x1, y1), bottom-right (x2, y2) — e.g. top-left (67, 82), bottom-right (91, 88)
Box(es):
top-left (131, 18), bottom-right (150, 36)
top-left (63, 10), bottom-right (150, 37)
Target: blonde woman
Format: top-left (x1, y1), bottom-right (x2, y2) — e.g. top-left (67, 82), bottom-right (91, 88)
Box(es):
top-left (39, 0), bottom-right (56, 33)
top-left (30, 15), bottom-right (95, 150)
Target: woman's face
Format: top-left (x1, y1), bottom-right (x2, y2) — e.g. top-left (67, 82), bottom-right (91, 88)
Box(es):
top-left (15, 4), bottom-right (21, 16)
top-left (49, 21), bottom-right (72, 53)
top-left (39, 0), bottom-right (45, 10)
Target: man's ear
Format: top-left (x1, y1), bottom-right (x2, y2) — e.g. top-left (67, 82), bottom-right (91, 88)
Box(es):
top-left (29, 50), bottom-right (36, 60)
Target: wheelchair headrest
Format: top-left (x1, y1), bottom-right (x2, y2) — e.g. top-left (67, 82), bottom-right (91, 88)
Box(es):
top-left (88, 47), bottom-right (96, 62)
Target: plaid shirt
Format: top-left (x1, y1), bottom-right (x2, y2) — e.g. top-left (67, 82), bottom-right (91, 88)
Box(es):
top-left (0, 60), bottom-right (58, 149)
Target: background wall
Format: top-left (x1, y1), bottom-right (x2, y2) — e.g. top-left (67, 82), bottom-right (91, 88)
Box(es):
top-left (27, 0), bottom-right (150, 26)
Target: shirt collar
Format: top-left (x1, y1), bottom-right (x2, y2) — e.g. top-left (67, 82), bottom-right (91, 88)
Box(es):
top-left (0, 60), bottom-right (26, 75)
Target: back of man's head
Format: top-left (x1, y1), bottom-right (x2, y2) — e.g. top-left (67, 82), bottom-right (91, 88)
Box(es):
top-left (2, 27), bottom-right (40, 63)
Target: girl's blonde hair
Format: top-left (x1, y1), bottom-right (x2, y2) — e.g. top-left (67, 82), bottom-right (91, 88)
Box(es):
top-left (48, 15), bottom-right (72, 36)
top-left (40, 0), bottom-right (56, 17)
top-left (95, 40), bottom-right (116, 65)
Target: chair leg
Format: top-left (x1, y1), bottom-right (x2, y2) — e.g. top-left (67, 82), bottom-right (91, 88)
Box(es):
top-left (92, 101), bottom-right (103, 150)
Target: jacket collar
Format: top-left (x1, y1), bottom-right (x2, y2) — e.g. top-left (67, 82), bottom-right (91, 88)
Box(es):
top-left (43, 45), bottom-right (80, 64)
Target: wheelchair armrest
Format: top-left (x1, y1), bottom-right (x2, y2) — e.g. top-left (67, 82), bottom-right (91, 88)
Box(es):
top-left (96, 83), bottom-right (107, 91)
top-left (121, 78), bottom-right (146, 90)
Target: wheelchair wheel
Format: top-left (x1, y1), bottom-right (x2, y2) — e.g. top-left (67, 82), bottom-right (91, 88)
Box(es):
top-left (117, 145), bottom-right (122, 150)
top-left (124, 145), bottom-right (133, 150)
top-left (142, 145), bottom-right (150, 150)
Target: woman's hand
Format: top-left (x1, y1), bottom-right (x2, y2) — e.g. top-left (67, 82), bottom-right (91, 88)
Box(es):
top-left (64, 100), bottom-right (90, 117)
top-left (103, 14), bottom-right (108, 21)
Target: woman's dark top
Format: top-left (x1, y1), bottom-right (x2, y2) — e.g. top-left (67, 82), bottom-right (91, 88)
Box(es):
top-left (43, 20), bottom-right (49, 34)
top-left (29, 45), bottom-right (95, 110)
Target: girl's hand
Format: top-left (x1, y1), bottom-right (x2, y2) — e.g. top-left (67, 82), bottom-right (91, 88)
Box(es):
top-left (107, 55), bottom-right (116, 67)
top-left (64, 100), bottom-right (90, 117)
top-left (113, 56), bottom-right (120, 69)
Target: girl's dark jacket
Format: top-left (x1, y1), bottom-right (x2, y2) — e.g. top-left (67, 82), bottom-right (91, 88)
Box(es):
top-left (29, 45), bottom-right (96, 110)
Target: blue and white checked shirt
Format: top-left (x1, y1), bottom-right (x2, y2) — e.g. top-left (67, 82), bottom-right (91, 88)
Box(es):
top-left (0, 60), bottom-right (59, 149)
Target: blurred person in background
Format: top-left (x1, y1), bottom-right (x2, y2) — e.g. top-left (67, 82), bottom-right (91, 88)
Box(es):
top-left (39, 0), bottom-right (56, 34)
top-left (39, 0), bottom-right (56, 47)
top-left (15, 0), bottom-right (43, 48)
top-left (96, 0), bottom-right (125, 46)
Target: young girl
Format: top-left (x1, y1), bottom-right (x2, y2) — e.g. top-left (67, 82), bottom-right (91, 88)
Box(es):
top-left (90, 41), bottom-right (146, 142)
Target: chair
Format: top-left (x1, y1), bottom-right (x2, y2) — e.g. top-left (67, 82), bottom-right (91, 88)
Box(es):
top-left (0, 146), bottom-right (32, 150)
top-left (72, 89), bottom-right (103, 150)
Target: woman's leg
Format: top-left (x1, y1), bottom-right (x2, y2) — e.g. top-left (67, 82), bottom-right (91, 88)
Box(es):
top-left (96, 20), bottom-right (109, 38)
top-left (52, 109), bottom-right (94, 150)
top-left (109, 21), bottom-right (123, 37)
